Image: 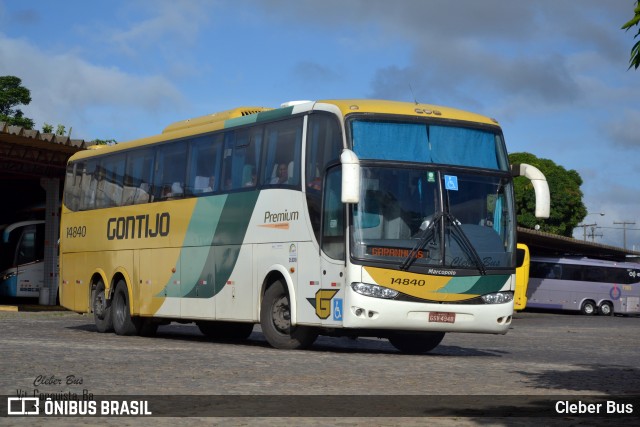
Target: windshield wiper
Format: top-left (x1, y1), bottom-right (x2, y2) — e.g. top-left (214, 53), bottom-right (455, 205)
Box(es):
top-left (399, 212), bottom-right (443, 271)
top-left (445, 213), bottom-right (487, 275)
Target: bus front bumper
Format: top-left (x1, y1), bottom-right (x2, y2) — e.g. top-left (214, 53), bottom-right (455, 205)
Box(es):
top-left (343, 286), bottom-right (513, 334)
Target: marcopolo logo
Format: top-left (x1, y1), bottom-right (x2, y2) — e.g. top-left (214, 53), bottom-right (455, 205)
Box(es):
top-left (107, 213), bottom-right (170, 240)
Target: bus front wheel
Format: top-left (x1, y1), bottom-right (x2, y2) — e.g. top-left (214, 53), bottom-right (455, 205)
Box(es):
top-left (388, 331), bottom-right (445, 354)
top-left (599, 302), bottom-right (613, 316)
top-left (260, 280), bottom-right (317, 350)
top-left (580, 300), bottom-right (597, 316)
top-left (112, 280), bottom-right (141, 336)
top-left (93, 280), bottom-right (113, 333)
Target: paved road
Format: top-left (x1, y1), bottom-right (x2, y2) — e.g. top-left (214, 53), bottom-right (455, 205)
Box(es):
top-left (0, 308), bottom-right (638, 425)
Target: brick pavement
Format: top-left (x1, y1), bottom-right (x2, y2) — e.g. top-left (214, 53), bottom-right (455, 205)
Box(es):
top-left (0, 309), bottom-right (638, 425)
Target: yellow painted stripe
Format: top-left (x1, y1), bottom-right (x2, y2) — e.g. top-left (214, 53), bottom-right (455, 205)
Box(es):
top-left (364, 266), bottom-right (475, 302)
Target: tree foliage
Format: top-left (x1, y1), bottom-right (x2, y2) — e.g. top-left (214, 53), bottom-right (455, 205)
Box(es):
top-left (92, 138), bottom-right (117, 145)
top-left (509, 152), bottom-right (586, 237)
top-left (0, 75), bottom-right (35, 129)
top-left (42, 123), bottom-right (71, 136)
top-left (622, 0), bottom-right (640, 70)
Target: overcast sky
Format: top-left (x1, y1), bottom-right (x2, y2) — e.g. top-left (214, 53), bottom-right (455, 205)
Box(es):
top-left (1, 0), bottom-right (639, 249)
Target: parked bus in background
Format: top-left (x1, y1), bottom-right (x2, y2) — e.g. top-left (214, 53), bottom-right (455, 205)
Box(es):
top-left (0, 220), bottom-right (45, 298)
top-left (514, 243), bottom-right (530, 311)
top-left (527, 256), bottom-right (640, 315)
top-left (59, 99), bottom-right (550, 353)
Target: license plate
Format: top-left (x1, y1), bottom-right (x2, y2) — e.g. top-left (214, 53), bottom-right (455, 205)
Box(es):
top-left (429, 312), bottom-right (455, 323)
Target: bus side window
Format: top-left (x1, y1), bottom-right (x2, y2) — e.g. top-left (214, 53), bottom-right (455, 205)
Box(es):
top-left (219, 127), bottom-right (262, 191)
top-left (305, 113), bottom-right (343, 243)
top-left (123, 149), bottom-right (154, 205)
top-left (263, 118), bottom-right (302, 187)
top-left (237, 127), bottom-right (261, 188)
top-left (187, 134), bottom-right (222, 195)
top-left (100, 154), bottom-right (125, 207)
top-left (153, 142), bottom-right (187, 200)
top-left (64, 161), bottom-right (84, 211)
top-left (80, 160), bottom-right (98, 211)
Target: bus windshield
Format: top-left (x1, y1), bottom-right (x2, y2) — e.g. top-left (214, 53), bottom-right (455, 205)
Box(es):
top-left (351, 119), bottom-right (509, 171)
top-left (350, 166), bottom-right (515, 272)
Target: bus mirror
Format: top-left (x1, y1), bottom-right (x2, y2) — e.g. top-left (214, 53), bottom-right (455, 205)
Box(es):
top-left (511, 163), bottom-right (550, 219)
top-left (340, 149), bottom-right (360, 204)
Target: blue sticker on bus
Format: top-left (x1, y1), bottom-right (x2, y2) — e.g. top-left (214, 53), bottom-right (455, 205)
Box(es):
top-left (333, 298), bottom-right (343, 321)
top-left (444, 175), bottom-right (458, 191)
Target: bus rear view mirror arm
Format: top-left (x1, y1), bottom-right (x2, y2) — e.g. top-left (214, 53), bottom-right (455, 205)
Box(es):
top-left (511, 163), bottom-right (550, 219)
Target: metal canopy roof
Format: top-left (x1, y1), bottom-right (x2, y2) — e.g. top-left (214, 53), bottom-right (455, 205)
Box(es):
top-left (0, 122), bottom-right (91, 180)
top-left (518, 226), bottom-right (640, 261)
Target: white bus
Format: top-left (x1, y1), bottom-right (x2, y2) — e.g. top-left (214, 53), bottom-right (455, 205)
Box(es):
top-left (527, 256), bottom-right (640, 315)
top-left (0, 220), bottom-right (45, 298)
top-left (59, 99), bottom-right (549, 353)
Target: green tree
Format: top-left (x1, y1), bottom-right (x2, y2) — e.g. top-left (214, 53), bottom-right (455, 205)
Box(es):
top-left (92, 138), bottom-right (117, 145)
top-left (0, 75), bottom-right (35, 129)
top-left (622, 0), bottom-right (640, 70)
top-left (510, 152), bottom-right (587, 237)
top-left (42, 123), bottom-right (72, 136)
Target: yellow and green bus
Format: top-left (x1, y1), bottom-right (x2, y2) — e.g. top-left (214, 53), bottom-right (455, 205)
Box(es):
top-left (59, 99), bottom-right (549, 353)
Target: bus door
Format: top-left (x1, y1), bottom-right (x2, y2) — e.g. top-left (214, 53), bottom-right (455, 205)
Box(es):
top-left (318, 167), bottom-right (346, 326)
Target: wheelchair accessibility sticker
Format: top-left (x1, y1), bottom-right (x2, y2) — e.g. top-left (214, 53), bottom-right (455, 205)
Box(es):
top-left (444, 175), bottom-right (458, 191)
top-left (333, 298), bottom-right (343, 321)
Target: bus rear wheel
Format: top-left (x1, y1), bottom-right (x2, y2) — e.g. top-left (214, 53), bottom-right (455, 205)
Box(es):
top-left (598, 302), bottom-right (613, 316)
top-left (580, 300), bottom-right (597, 316)
top-left (198, 321), bottom-right (254, 341)
top-left (260, 280), bottom-right (317, 350)
top-left (112, 280), bottom-right (142, 336)
top-left (93, 280), bottom-right (113, 333)
top-left (388, 332), bottom-right (445, 354)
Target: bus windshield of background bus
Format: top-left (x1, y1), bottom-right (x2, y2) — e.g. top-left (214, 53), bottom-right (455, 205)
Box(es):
top-left (350, 120), bottom-right (508, 171)
top-left (350, 166), bottom-right (515, 271)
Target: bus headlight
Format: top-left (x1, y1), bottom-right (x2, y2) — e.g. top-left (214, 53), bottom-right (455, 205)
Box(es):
top-left (481, 291), bottom-right (514, 304)
top-left (351, 282), bottom-right (399, 299)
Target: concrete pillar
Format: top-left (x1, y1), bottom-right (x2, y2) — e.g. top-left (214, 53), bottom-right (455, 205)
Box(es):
top-left (39, 177), bottom-right (60, 306)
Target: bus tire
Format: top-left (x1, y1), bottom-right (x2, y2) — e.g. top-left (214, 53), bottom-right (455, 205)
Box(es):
top-left (112, 280), bottom-right (141, 336)
top-left (198, 321), bottom-right (254, 341)
top-left (598, 301), bottom-right (613, 316)
top-left (93, 280), bottom-right (113, 333)
top-left (260, 280), bottom-right (317, 350)
top-left (580, 300), bottom-right (596, 316)
top-left (388, 331), bottom-right (445, 354)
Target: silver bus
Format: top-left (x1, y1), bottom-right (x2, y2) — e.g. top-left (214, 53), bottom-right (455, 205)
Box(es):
top-left (527, 256), bottom-right (640, 315)
top-left (0, 220), bottom-right (45, 298)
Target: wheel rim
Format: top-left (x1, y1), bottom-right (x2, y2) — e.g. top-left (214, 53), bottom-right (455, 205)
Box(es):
top-left (94, 291), bottom-right (106, 319)
top-left (601, 304), bottom-right (611, 315)
top-left (271, 295), bottom-right (291, 334)
top-left (584, 303), bottom-right (594, 314)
